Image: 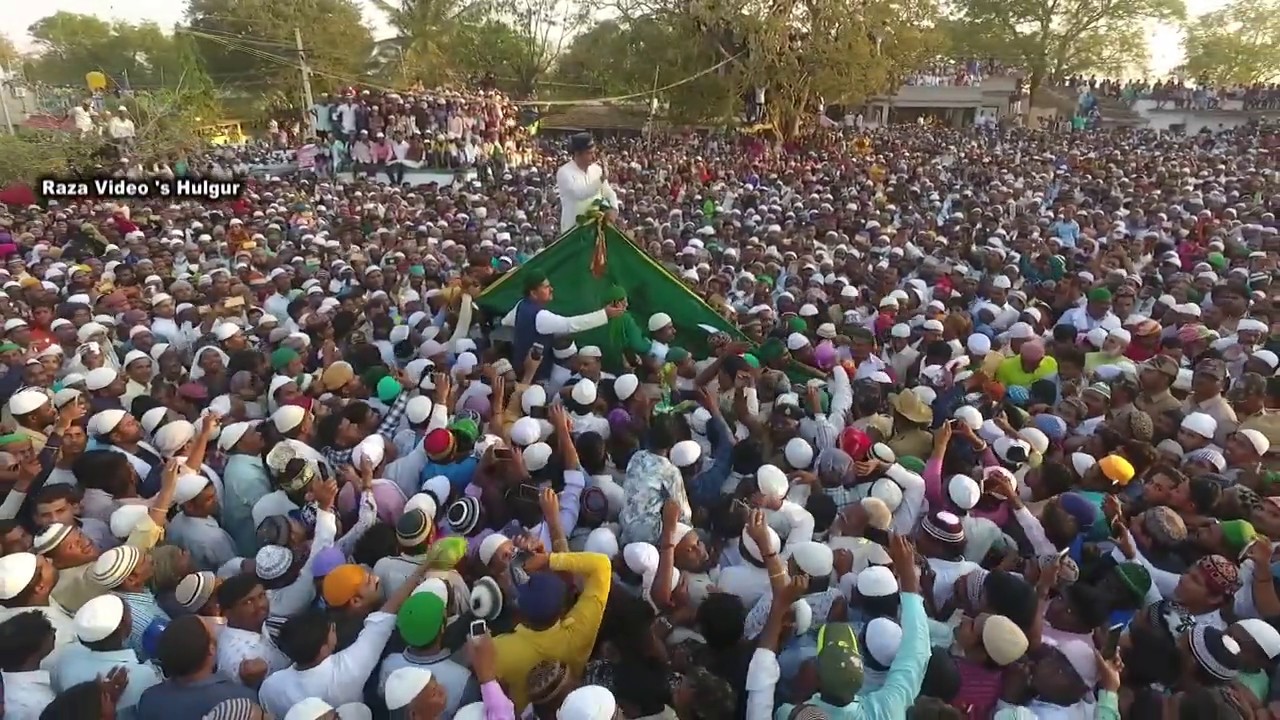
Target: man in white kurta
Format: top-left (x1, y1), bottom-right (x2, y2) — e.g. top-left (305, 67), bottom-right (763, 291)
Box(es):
top-left (556, 133), bottom-right (621, 234)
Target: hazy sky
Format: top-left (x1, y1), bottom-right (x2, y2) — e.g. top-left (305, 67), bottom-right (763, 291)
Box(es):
top-left (9, 0), bottom-right (1227, 76)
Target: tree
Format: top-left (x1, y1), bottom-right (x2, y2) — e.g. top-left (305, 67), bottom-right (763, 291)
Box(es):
top-left (575, 0), bottom-right (939, 135)
top-left (554, 17), bottom-right (734, 121)
top-left (25, 12), bottom-right (189, 88)
top-left (483, 0), bottom-right (592, 97)
top-left (0, 33), bottom-right (20, 72)
top-left (945, 0), bottom-right (1185, 92)
top-left (1184, 0), bottom-right (1280, 85)
top-left (186, 0), bottom-right (373, 101)
top-left (369, 0), bottom-right (492, 86)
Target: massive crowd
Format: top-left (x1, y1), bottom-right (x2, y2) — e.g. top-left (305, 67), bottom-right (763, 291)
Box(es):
top-left (0, 91), bottom-right (1278, 720)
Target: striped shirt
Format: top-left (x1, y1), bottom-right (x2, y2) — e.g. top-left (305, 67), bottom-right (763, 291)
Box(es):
top-left (116, 591), bottom-right (170, 660)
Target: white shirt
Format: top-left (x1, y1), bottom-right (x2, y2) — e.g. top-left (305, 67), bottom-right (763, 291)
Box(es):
top-left (2, 669), bottom-right (55, 719)
top-left (216, 625), bottom-right (291, 683)
top-left (569, 412), bottom-right (611, 441)
top-left (72, 107), bottom-right (94, 132)
top-left (716, 563), bottom-right (772, 609)
top-left (252, 490), bottom-right (301, 527)
top-left (556, 160), bottom-right (620, 233)
top-left (258, 611), bottom-right (398, 717)
top-left (107, 117), bottom-right (135, 140)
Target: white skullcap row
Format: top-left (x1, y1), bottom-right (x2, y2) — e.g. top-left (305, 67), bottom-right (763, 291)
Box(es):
top-left (74, 593), bottom-right (125, 643)
top-left (785, 438), bottom-right (814, 469)
top-left (789, 541), bottom-right (833, 576)
top-left (756, 464), bottom-right (788, 499)
top-left (154, 420), bottom-right (196, 458)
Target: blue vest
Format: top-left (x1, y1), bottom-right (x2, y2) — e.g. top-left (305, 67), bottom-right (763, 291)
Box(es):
top-left (512, 299), bottom-right (554, 380)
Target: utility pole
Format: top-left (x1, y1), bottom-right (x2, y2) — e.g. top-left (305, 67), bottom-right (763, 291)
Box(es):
top-left (0, 65), bottom-right (15, 135)
top-left (295, 27), bottom-right (316, 137)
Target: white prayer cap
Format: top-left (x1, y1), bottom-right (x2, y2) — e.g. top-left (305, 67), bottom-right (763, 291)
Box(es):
top-left (73, 594), bottom-right (125, 643)
top-left (571, 378), bottom-right (598, 405)
top-left (109, 505), bottom-right (150, 539)
top-left (89, 409), bottom-right (127, 437)
top-left (789, 541), bottom-right (833, 576)
top-left (1017, 427), bottom-right (1050, 455)
top-left (385, 667), bottom-right (434, 710)
top-left (1235, 618), bottom-right (1280, 659)
top-left (77, 322), bottom-right (108, 343)
top-left (521, 385), bottom-right (547, 413)
top-left (85, 367), bottom-right (118, 391)
top-left (218, 421), bottom-right (254, 452)
top-left (53, 388), bottom-right (81, 409)
top-left (478, 534), bottom-right (509, 565)
top-left (890, 323), bottom-right (911, 339)
top-left (213, 322), bottom-right (242, 341)
top-left (856, 565), bottom-right (899, 598)
top-left (785, 437), bottom-right (814, 469)
top-left (510, 417), bottom-right (541, 447)
top-left (173, 473), bottom-right (211, 505)
top-left (953, 406), bottom-right (982, 430)
top-left (141, 406), bottom-right (169, 437)
top-left (272, 405), bottom-right (306, 433)
top-left (406, 396), bottom-right (433, 425)
top-left (412, 578), bottom-right (450, 606)
top-left (870, 477), bottom-right (903, 511)
top-left (455, 702), bottom-right (487, 720)
top-left (584, 528), bottom-right (619, 558)
top-left (1008, 322), bottom-right (1034, 340)
top-left (8, 389), bottom-right (48, 416)
top-left (284, 698), bottom-right (335, 720)
top-left (1182, 411), bottom-right (1217, 439)
top-left (1070, 452), bottom-right (1096, 477)
top-left (866, 617), bottom-right (904, 666)
top-left (786, 332), bottom-right (810, 351)
top-left (154, 420), bottom-right (196, 457)
top-left (671, 440), bottom-right (702, 469)
top-left (613, 374), bottom-right (639, 401)
top-left (0, 552), bottom-right (37, 600)
top-left (756, 464), bottom-right (788, 499)
top-left (405, 493), bottom-right (437, 521)
top-left (390, 326), bottom-right (411, 344)
top-left (578, 345), bottom-right (603, 358)
top-left (740, 524), bottom-right (779, 562)
top-left (623, 543), bottom-right (659, 575)
top-left (1238, 428), bottom-right (1271, 456)
top-left (648, 313), bottom-right (673, 332)
top-left (523, 442), bottom-right (553, 472)
top-left (557, 685), bottom-right (617, 720)
top-left (352, 435), bottom-right (386, 470)
top-left (422, 476), bottom-right (451, 507)
top-left (947, 474), bottom-right (981, 511)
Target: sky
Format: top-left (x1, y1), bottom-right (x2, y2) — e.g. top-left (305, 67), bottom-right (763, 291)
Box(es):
top-left (8, 0), bottom-right (1228, 77)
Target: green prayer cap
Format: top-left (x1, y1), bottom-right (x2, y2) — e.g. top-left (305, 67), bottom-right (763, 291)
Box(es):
top-left (1087, 287), bottom-right (1112, 303)
top-left (0, 433), bottom-right (29, 446)
top-left (396, 592), bottom-right (446, 647)
top-left (1115, 562), bottom-right (1151, 601)
top-left (756, 275), bottom-right (774, 288)
top-left (0, 343), bottom-right (21, 354)
top-left (376, 375), bottom-right (402, 403)
top-left (742, 353), bottom-right (760, 368)
top-left (602, 285), bottom-right (627, 304)
top-left (1207, 252), bottom-right (1227, 270)
top-left (522, 269), bottom-right (549, 294)
top-left (449, 418), bottom-right (479, 442)
top-left (270, 348), bottom-right (299, 371)
top-left (666, 347), bottom-right (691, 363)
top-left (898, 456), bottom-right (926, 474)
top-left (787, 317), bottom-right (807, 333)
top-left (757, 338), bottom-right (787, 362)
top-left (409, 265), bottom-right (426, 277)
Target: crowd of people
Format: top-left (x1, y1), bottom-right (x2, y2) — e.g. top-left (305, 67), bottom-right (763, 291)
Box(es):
top-left (0, 109), bottom-right (1278, 720)
top-left (303, 87), bottom-right (536, 182)
top-left (1064, 76), bottom-right (1280, 112)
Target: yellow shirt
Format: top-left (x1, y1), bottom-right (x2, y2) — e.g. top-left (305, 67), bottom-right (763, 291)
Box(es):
top-left (51, 515), bottom-right (165, 612)
top-left (995, 355), bottom-right (1059, 388)
top-left (493, 551), bottom-right (612, 710)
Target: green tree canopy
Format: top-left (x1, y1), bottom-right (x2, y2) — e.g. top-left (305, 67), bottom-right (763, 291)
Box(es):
top-left (186, 0), bottom-right (374, 101)
top-left (944, 0), bottom-right (1185, 91)
top-left (368, 0), bottom-right (492, 86)
top-left (1184, 0), bottom-right (1280, 85)
top-left (0, 33), bottom-right (20, 71)
top-left (557, 0), bottom-right (938, 134)
top-left (25, 12), bottom-right (189, 88)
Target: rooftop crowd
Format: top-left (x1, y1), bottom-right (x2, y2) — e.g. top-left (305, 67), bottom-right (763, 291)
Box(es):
top-left (0, 90), bottom-right (1277, 720)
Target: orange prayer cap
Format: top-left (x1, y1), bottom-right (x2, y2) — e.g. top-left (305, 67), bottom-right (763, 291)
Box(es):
top-left (321, 564), bottom-right (367, 607)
